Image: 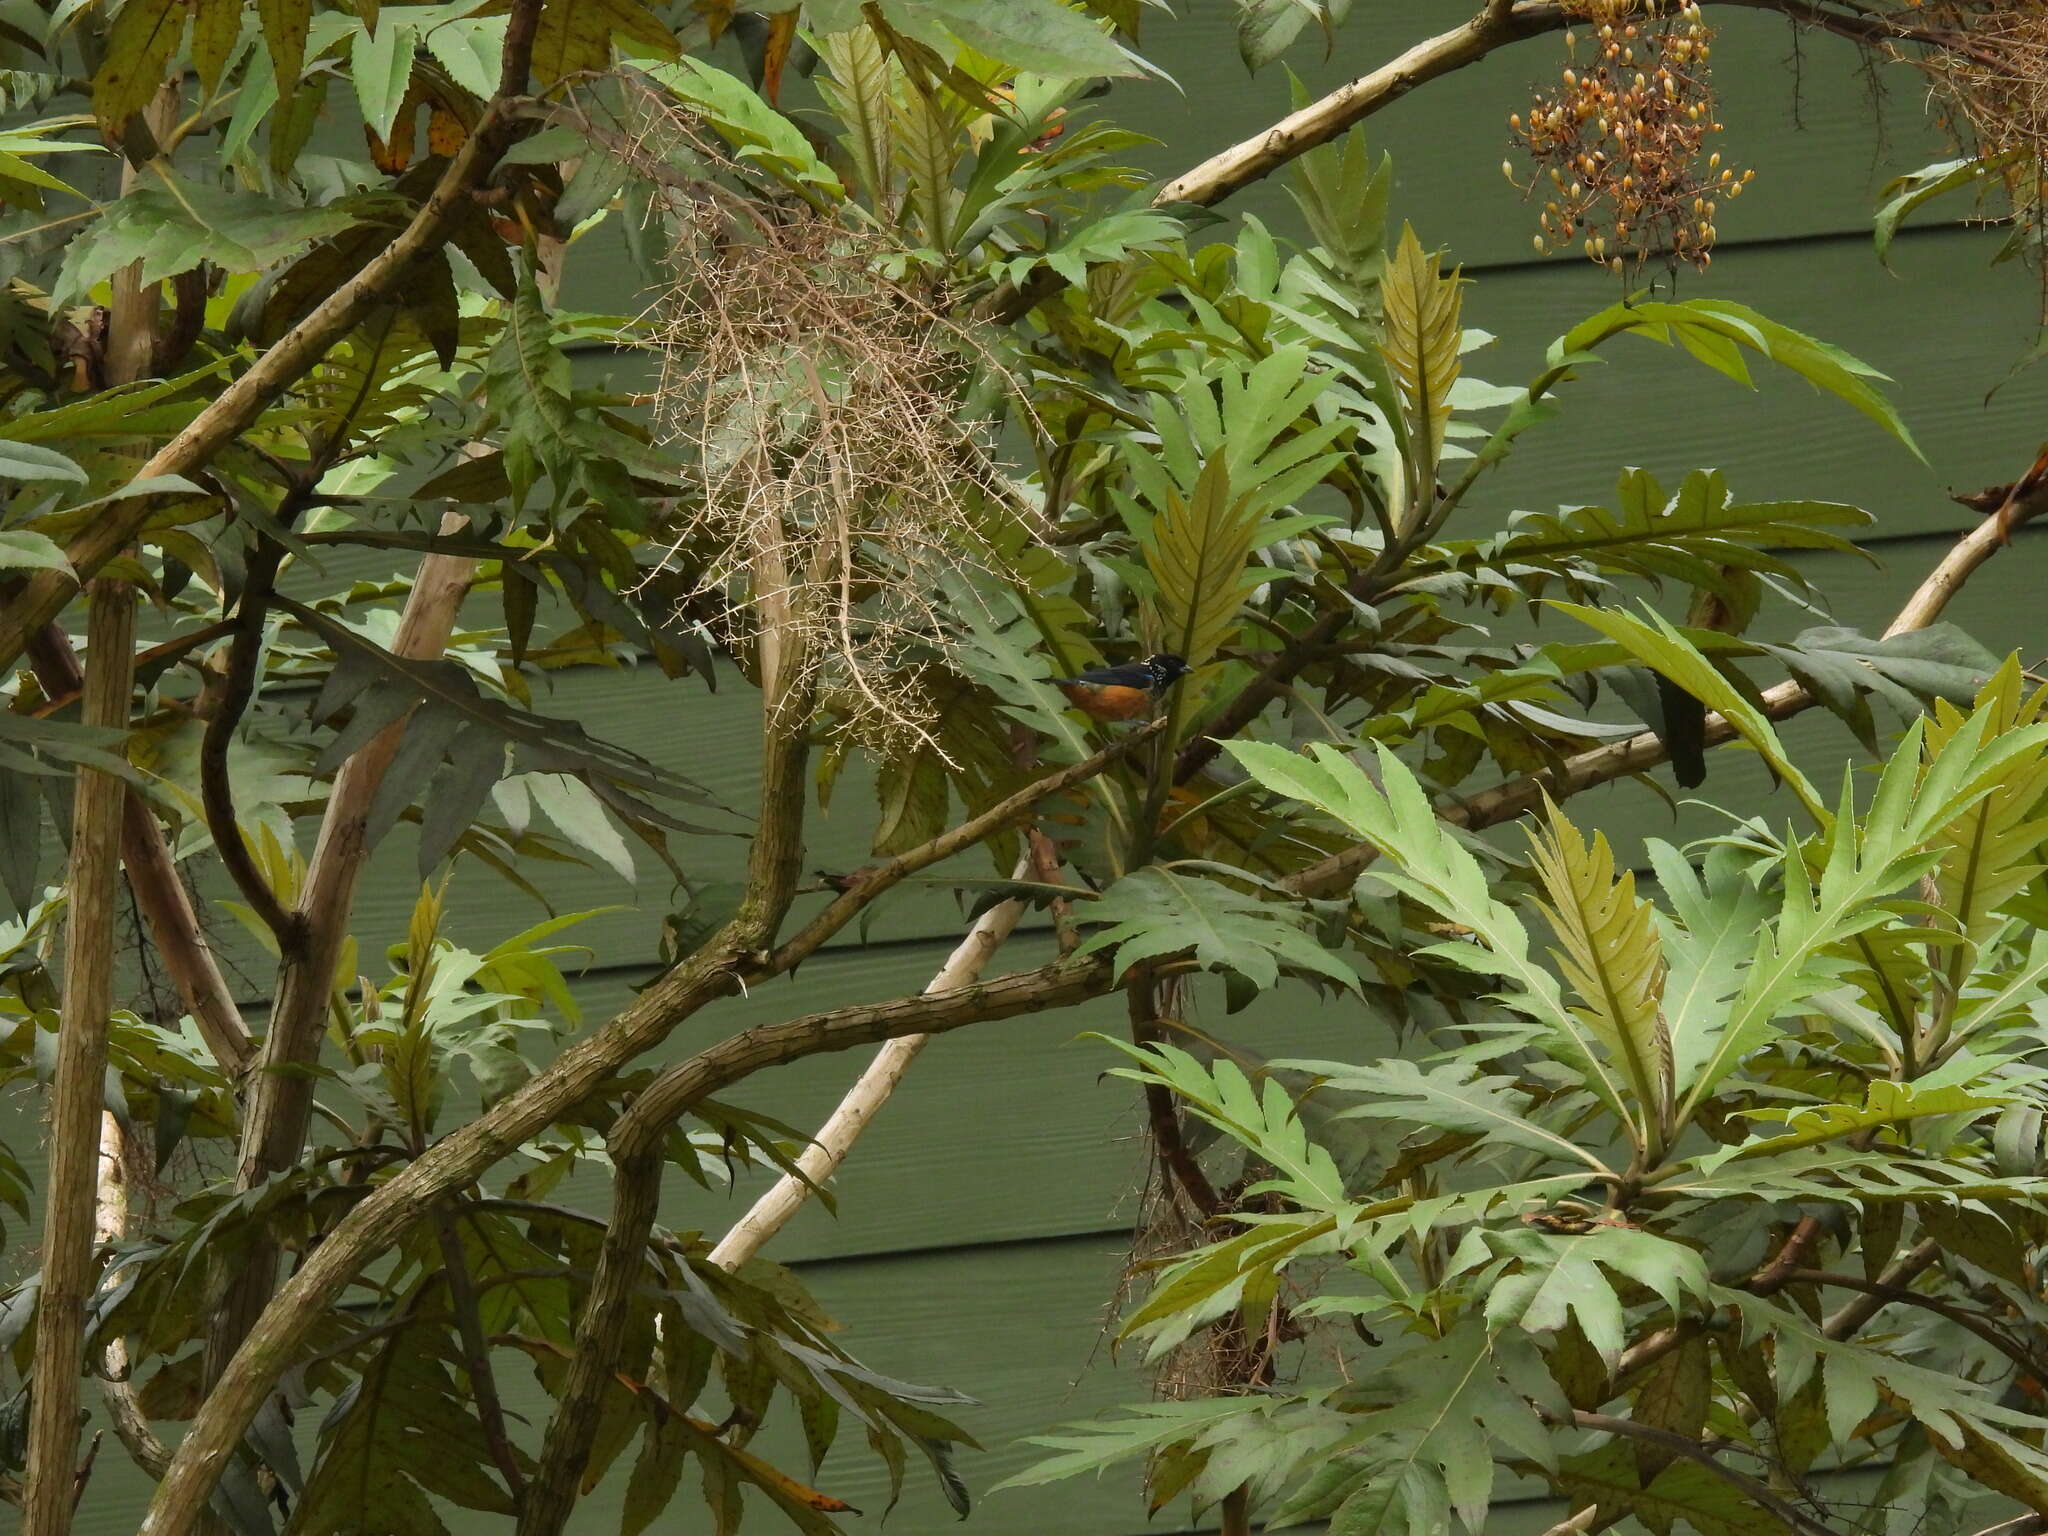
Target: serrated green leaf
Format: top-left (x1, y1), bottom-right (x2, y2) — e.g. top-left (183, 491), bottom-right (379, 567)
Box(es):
top-left (1528, 805), bottom-right (1670, 1147)
top-left (889, 0), bottom-right (1140, 79)
top-left (1550, 601), bottom-right (1826, 823)
top-left (1077, 863), bottom-right (1358, 995)
top-left (91, 0), bottom-right (185, 130)
top-left (1378, 224), bottom-right (1462, 519)
top-left (1874, 152), bottom-right (2020, 268)
top-left (352, 18), bottom-right (418, 141)
top-left (1142, 453), bottom-right (1267, 667)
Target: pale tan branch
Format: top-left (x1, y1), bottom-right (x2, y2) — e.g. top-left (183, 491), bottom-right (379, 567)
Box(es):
top-left (93, 1117), bottom-right (171, 1481)
top-left (1153, 2), bottom-right (1563, 209)
top-left (709, 856), bottom-right (1034, 1272)
top-left (1152, 0), bottom-right (1985, 215)
top-left (205, 510), bottom-right (479, 1390)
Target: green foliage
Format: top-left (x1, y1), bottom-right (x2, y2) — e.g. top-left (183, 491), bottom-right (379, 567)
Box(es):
top-left (0, 2), bottom-right (2031, 1533)
top-left (1077, 863), bottom-right (1357, 998)
top-left (1025, 665), bottom-right (2048, 1532)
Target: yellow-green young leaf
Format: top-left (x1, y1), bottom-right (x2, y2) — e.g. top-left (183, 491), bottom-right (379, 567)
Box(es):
top-left (1709, 1080), bottom-right (2005, 1165)
top-left (91, 0), bottom-right (185, 130)
top-left (817, 27), bottom-right (898, 211)
top-left (1550, 600), bottom-right (1828, 824)
top-left (1927, 656), bottom-right (2048, 954)
top-left (892, 74), bottom-right (967, 248)
top-left (1528, 803), bottom-right (1670, 1143)
top-left (1377, 223), bottom-right (1463, 514)
top-left (190, 0), bottom-right (241, 98)
top-left (257, 0), bottom-right (311, 98)
top-left (1141, 454), bottom-right (1265, 666)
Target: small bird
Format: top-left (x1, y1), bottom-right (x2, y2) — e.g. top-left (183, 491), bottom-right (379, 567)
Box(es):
top-left (1047, 654), bottom-right (1191, 721)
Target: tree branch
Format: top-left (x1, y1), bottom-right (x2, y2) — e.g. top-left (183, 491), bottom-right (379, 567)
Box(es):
top-left (511, 1149), bottom-right (659, 1536)
top-left (198, 539), bottom-right (300, 950)
top-left (432, 1207), bottom-right (528, 1504)
top-left (1130, 975), bottom-right (1225, 1218)
top-left (136, 475), bottom-right (2044, 1533)
top-left (707, 853), bottom-right (1035, 1272)
top-left (94, 1115), bottom-right (171, 1482)
top-left (20, 622), bottom-right (253, 1076)
top-left (203, 512), bottom-right (482, 1417)
top-left (1282, 497), bottom-right (2048, 897)
top-left (766, 718), bottom-right (1166, 973)
top-left (24, 580), bottom-right (137, 1536)
top-left (1152, 0), bottom-right (1989, 216)
top-left (1154, 2), bottom-right (1565, 210)
top-left (1783, 1265), bottom-right (2048, 1388)
top-left (0, 103), bottom-right (527, 678)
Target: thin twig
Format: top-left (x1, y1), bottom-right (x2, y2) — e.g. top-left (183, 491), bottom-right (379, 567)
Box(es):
top-left (0, 92), bottom-right (529, 675)
top-left (198, 540), bottom-right (301, 950)
top-left (1544, 1409), bottom-right (1852, 1536)
top-left (765, 719), bottom-right (1167, 973)
top-left (432, 1207), bottom-right (528, 1502)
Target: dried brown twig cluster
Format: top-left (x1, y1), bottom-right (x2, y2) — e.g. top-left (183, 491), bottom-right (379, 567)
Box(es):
top-left (1914, 0), bottom-right (2048, 270)
top-left (582, 77), bottom-right (1025, 756)
top-left (1509, 0), bottom-right (1752, 274)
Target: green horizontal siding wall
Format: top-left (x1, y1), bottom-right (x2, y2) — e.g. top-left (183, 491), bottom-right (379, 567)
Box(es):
top-left (9, 6), bottom-right (2048, 1533)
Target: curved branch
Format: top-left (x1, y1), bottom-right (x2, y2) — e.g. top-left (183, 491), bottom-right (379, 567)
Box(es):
top-left (20, 619), bottom-right (253, 1076)
top-left (0, 96), bottom-right (529, 676)
top-left (708, 854), bottom-right (1035, 1272)
top-left (94, 1117), bottom-right (172, 1483)
top-left (198, 541), bottom-right (301, 950)
top-left (1154, 2), bottom-right (1566, 209)
top-left (1154, 0), bottom-right (1993, 215)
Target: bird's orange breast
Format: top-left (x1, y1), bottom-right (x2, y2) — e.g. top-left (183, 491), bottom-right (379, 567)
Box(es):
top-left (1057, 682), bottom-right (1152, 721)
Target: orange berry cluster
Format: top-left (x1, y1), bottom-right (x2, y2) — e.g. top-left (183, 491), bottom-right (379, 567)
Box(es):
top-left (1507, 0), bottom-right (1754, 274)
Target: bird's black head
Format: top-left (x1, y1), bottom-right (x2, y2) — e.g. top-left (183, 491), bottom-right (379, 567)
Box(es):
top-left (1145, 654), bottom-right (1192, 686)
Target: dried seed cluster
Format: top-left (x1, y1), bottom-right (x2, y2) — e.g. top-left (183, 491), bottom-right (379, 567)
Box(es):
top-left (590, 77), bottom-right (1023, 757)
top-left (1507, 0), bottom-right (1752, 274)
top-left (1917, 1), bottom-right (2048, 290)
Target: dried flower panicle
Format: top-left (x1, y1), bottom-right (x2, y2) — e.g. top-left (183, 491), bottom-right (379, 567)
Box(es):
top-left (1916, 1), bottom-right (2048, 286)
top-left (590, 78), bottom-right (1026, 758)
top-left (1507, 0), bottom-right (1752, 275)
